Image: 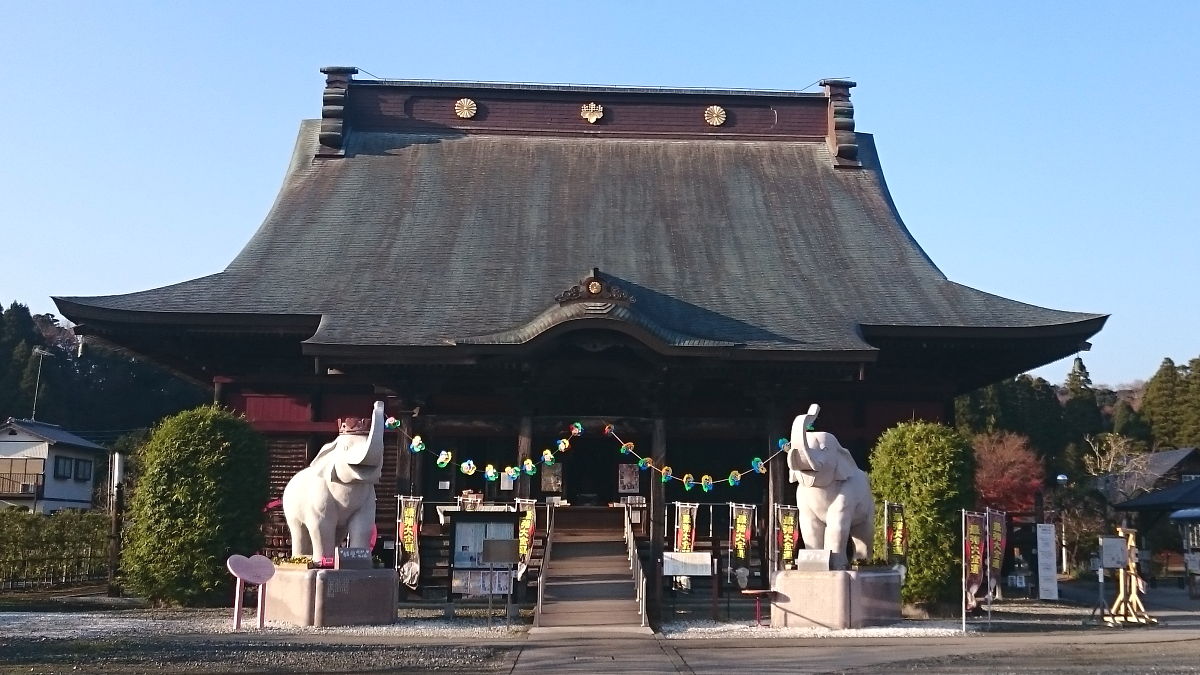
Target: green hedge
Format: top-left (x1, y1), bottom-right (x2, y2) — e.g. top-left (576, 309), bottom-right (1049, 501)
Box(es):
top-left (121, 406), bottom-right (267, 606)
top-left (0, 509), bottom-right (108, 570)
top-left (870, 421), bottom-right (975, 608)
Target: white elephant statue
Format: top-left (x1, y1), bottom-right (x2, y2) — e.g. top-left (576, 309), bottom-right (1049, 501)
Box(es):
top-left (787, 403), bottom-right (874, 565)
top-left (282, 401), bottom-right (385, 561)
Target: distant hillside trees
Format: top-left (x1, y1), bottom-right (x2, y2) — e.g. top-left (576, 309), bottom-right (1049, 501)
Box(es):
top-left (0, 301), bottom-right (207, 438)
top-left (954, 373), bottom-right (1065, 478)
top-left (1141, 357), bottom-right (1200, 449)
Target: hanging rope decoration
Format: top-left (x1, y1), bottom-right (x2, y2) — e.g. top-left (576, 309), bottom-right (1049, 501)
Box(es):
top-left (602, 424), bottom-right (791, 492)
top-left (386, 415), bottom-right (581, 480)
top-left (385, 415), bottom-right (795, 492)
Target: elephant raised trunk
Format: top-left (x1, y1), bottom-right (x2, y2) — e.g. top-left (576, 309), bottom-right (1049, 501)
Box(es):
top-left (332, 404), bottom-right (385, 484)
top-left (787, 403), bottom-right (874, 564)
top-left (282, 401), bottom-right (387, 560)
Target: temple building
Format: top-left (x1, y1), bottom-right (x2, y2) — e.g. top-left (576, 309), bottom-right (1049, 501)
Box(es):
top-left (54, 68), bottom-right (1106, 551)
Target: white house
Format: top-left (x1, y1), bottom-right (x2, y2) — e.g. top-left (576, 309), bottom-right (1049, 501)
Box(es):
top-left (0, 418), bottom-right (106, 513)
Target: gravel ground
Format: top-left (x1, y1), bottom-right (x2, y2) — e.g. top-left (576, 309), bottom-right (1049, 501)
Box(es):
top-left (2, 586), bottom-right (1189, 673)
top-left (0, 607), bottom-right (521, 674)
top-left (0, 639), bottom-right (506, 674)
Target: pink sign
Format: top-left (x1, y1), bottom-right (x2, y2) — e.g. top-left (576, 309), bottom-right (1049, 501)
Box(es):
top-left (226, 554), bottom-right (275, 585)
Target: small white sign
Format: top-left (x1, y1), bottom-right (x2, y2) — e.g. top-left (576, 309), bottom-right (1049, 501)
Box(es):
top-left (1185, 552), bottom-right (1200, 573)
top-left (1100, 536), bottom-right (1128, 569)
top-left (663, 552), bottom-right (712, 576)
top-left (1036, 523), bottom-right (1058, 600)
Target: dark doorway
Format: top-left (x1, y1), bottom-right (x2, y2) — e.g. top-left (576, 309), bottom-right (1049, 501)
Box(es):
top-left (560, 437), bottom-right (628, 505)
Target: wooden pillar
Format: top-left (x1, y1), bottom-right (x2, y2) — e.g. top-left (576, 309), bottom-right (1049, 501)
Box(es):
top-left (650, 417), bottom-right (667, 626)
top-left (515, 416), bottom-right (533, 499)
top-left (403, 410), bottom-right (422, 494)
top-left (765, 405), bottom-right (788, 581)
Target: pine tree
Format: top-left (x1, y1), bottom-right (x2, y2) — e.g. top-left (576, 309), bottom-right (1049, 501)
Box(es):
top-left (1142, 358), bottom-right (1184, 448)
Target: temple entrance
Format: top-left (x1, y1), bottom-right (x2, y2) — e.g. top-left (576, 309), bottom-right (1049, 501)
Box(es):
top-left (556, 437), bottom-right (636, 506)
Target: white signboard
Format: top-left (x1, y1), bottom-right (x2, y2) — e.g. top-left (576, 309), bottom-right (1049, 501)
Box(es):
top-left (1036, 523), bottom-right (1059, 600)
top-left (451, 569), bottom-right (512, 596)
top-left (1100, 536), bottom-right (1128, 569)
top-left (663, 552), bottom-right (712, 576)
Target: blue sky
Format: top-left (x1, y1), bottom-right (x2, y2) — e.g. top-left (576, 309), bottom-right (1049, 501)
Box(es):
top-left (2, 2), bottom-right (1196, 388)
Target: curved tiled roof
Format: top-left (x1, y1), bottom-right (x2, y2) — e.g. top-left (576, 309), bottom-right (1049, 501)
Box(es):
top-left (56, 117), bottom-right (1104, 360)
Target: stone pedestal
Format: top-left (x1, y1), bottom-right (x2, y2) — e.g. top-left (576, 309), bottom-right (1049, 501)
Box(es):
top-left (264, 568), bottom-right (397, 627)
top-left (770, 569), bottom-right (901, 629)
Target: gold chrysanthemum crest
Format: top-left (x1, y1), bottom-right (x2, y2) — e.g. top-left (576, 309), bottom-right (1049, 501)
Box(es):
top-left (454, 98), bottom-right (478, 119)
top-left (704, 105), bottom-right (727, 126)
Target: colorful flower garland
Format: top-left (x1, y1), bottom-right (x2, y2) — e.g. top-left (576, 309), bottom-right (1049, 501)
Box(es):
top-left (384, 417), bottom-right (791, 493)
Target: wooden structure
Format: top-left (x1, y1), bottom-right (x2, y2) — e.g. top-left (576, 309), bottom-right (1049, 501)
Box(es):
top-left (54, 69), bottom-right (1106, 555)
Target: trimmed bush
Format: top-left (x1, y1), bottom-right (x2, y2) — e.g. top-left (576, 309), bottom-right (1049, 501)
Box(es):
top-left (0, 510), bottom-right (108, 583)
top-left (870, 421), bottom-right (975, 608)
top-left (122, 406), bottom-right (267, 606)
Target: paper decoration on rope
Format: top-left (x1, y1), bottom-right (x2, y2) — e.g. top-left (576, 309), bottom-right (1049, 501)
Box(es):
top-left (390, 421), bottom-right (582, 484)
top-left (602, 423), bottom-right (789, 492)
top-left (385, 414), bottom-right (793, 494)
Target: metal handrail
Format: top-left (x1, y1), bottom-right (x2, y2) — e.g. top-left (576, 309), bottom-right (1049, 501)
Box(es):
top-left (625, 504), bottom-right (648, 627)
top-left (534, 503), bottom-right (555, 627)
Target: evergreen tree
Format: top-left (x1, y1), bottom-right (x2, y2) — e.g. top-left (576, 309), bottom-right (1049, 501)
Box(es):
top-left (1007, 375), bottom-right (1065, 465)
top-left (1061, 358), bottom-right (1104, 474)
top-left (1142, 358), bottom-right (1184, 448)
top-left (0, 341), bottom-right (33, 419)
top-left (0, 302), bottom-right (38, 354)
top-left (0, 303), bottom-right (41, 419)
top-left (1111, 400), bottom-right (1152, 444)
top-left (1181, 358), bottom-right (1200, 447)
top-left (954, 382), bottom-right (1002, 436)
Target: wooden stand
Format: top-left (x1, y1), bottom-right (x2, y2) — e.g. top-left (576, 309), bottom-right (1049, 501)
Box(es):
top-left (1104, 528), bottom-right (1156, 627)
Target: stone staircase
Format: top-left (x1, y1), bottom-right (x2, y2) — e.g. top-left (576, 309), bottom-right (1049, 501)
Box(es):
top-left (531, 507), bottom-right (651, 634)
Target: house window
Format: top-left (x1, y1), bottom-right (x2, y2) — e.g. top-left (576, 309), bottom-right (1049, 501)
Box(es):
top-left (53, 456), bottom-right (74, 479)
top-left (74, 459), bottom-right (93, 482)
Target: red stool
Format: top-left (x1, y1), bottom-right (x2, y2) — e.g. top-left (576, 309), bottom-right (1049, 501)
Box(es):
top-left (741, 589), bottom-right (776, 627)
